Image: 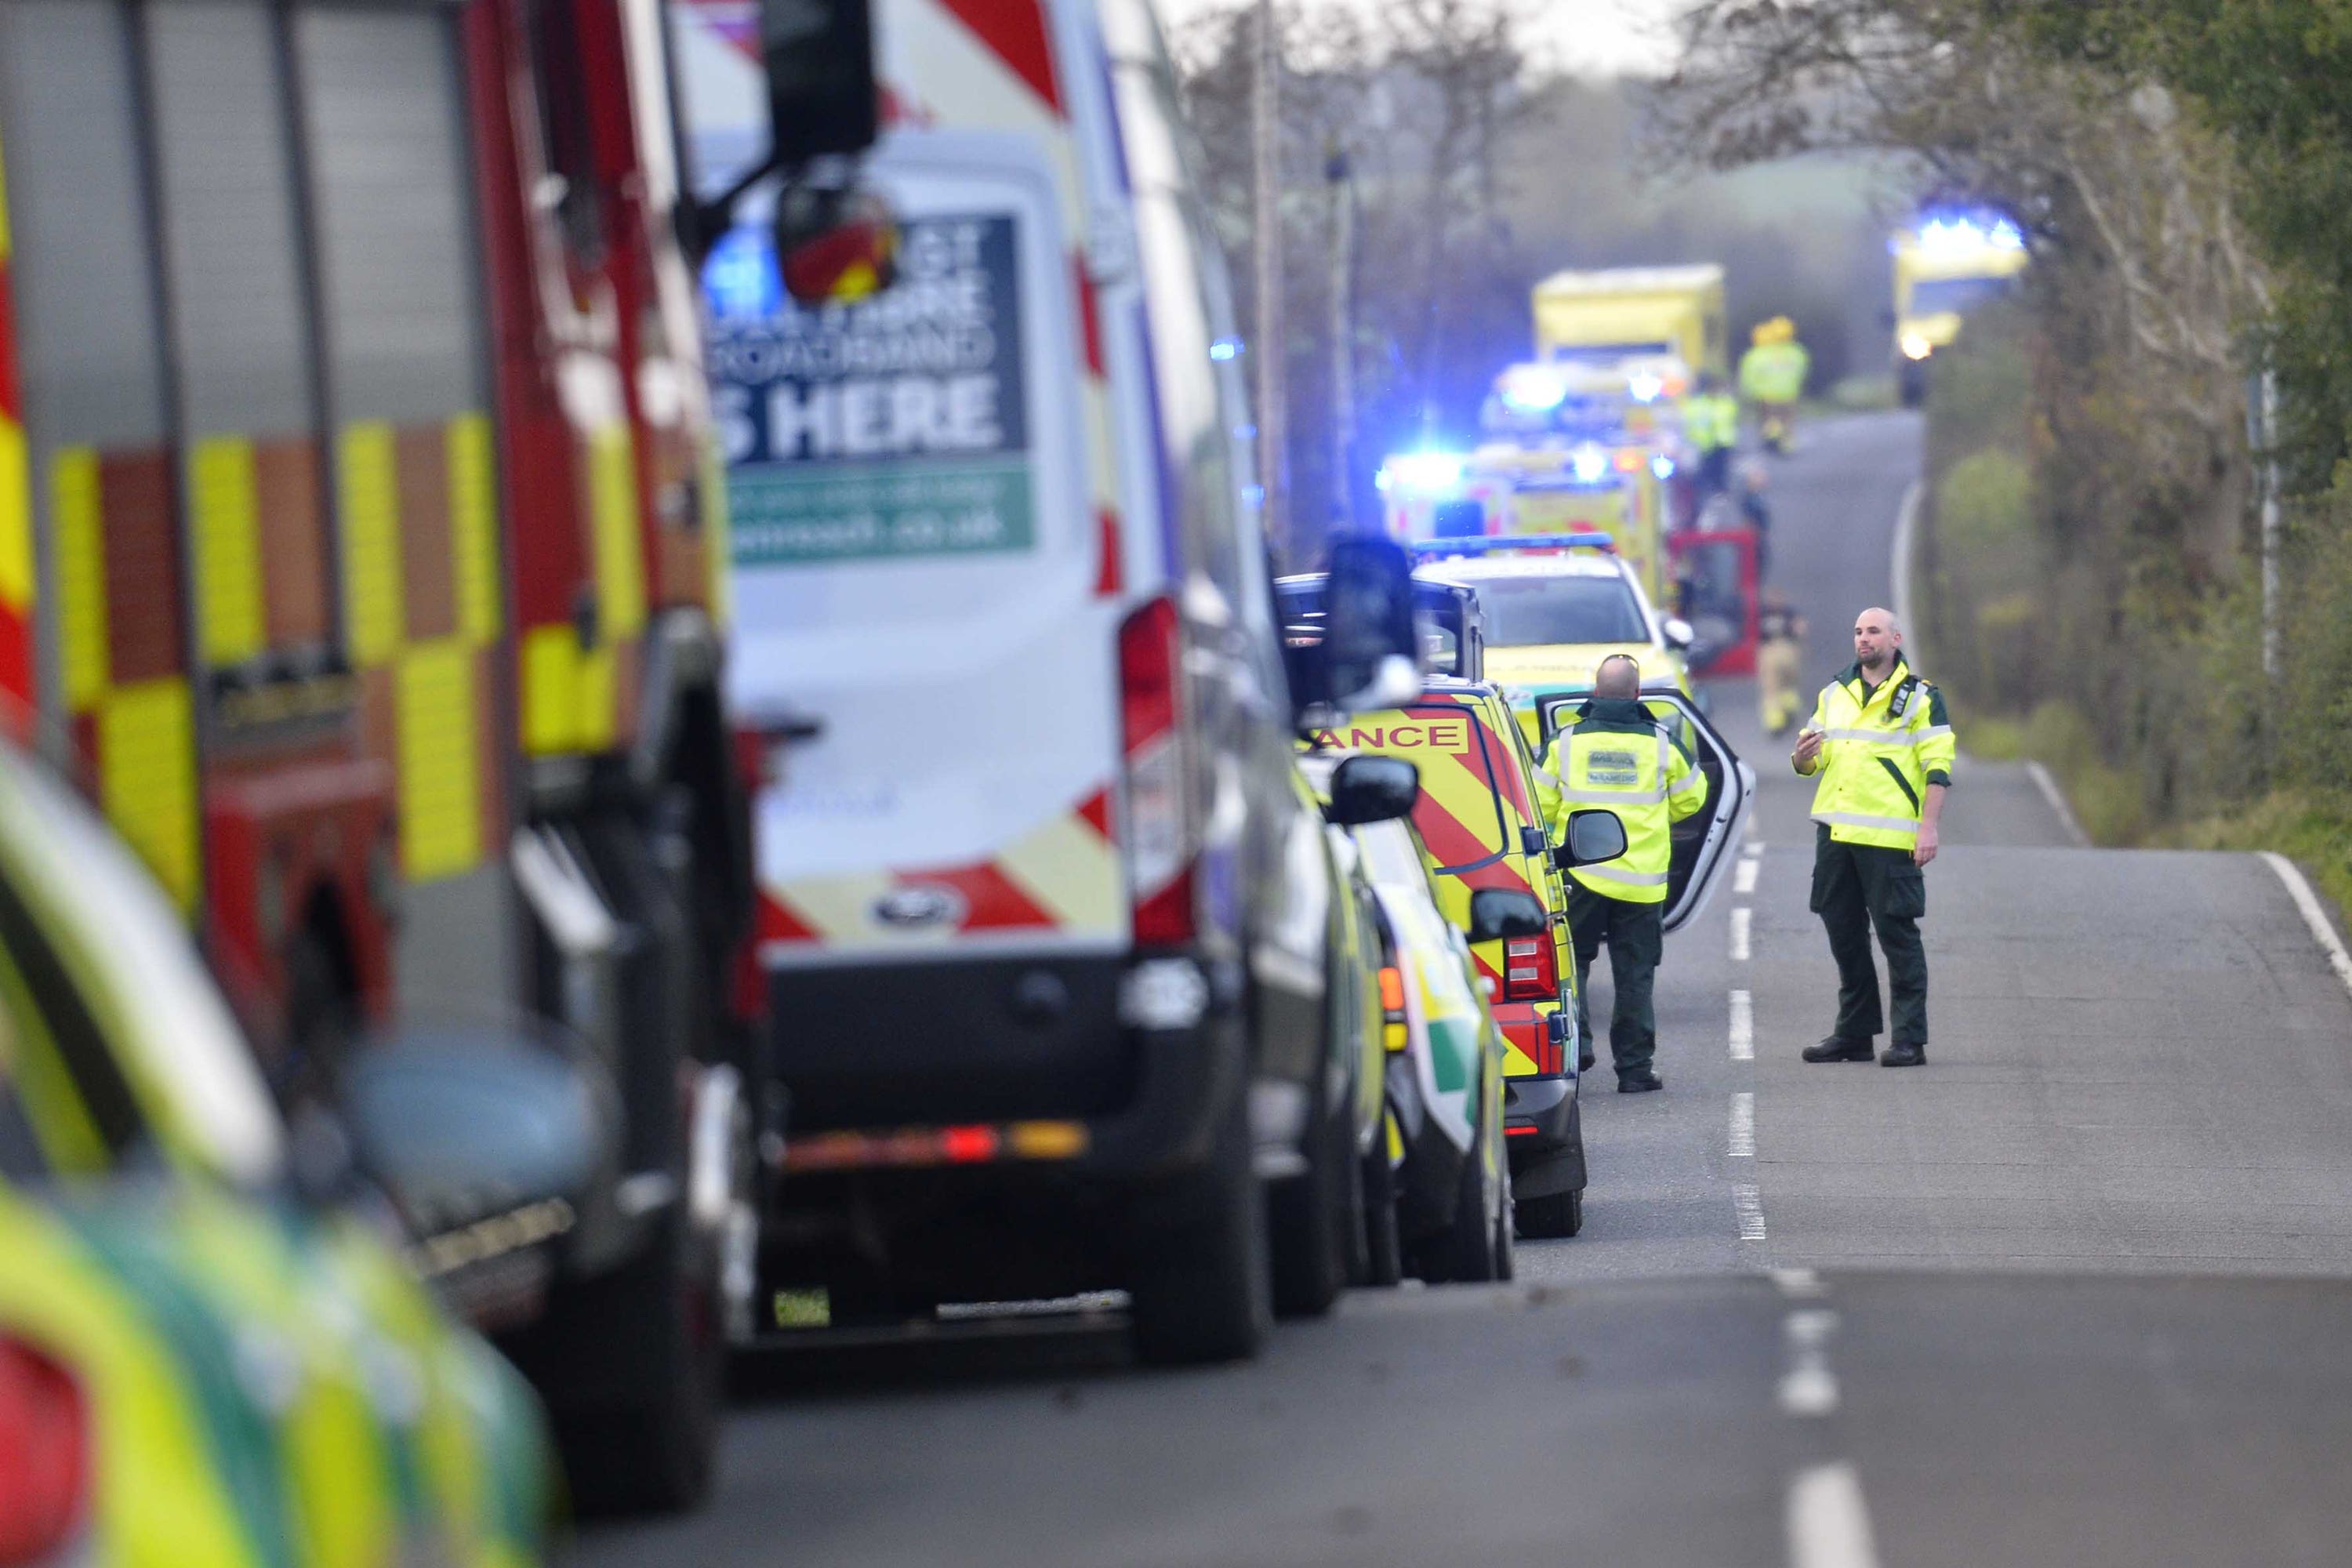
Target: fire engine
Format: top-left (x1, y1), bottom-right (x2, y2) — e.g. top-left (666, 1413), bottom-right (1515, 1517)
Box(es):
top-left (0, 0), bottom-right (766, 1512)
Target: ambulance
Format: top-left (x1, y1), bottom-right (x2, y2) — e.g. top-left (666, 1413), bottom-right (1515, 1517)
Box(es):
top-left (678, 0), bottom-right (1423, 1360)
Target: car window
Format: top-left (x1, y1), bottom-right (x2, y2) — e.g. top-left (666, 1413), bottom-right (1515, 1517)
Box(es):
top-left (1469, 575), bottom-right (1650, 646)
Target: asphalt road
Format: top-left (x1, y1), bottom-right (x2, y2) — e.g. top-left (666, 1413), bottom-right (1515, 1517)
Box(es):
top-left (581, 411), bottom-right (2352, 1567)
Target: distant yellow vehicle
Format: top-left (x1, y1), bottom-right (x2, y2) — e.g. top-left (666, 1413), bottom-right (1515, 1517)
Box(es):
top-left (1892, 212), bottom-right (2030, 405)
top-left (1532, 264), bottom-right (1728, 379)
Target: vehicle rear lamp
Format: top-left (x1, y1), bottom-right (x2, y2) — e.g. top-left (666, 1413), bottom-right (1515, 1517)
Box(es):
top-left (1377, 965), bottom-right (1406, 1016)
top-left (1613, 448), bottom-right (1642, 473)
top-left (1501, 934), bottom-right (1558, 1002)
top-left (1120, 596), bottom-right (1195, 946)
top-left (0, 1338), bottom-right (87, 1566)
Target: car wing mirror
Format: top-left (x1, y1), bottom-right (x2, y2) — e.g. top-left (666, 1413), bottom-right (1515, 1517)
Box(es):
top-left (1552, 808), bottom-right (1629, 869)
top-left (1316, 535), bottom-right (1423, 715)
top-left (1661, 616), bottom-right (1696, 652)
top-left (1324, 754), bottom-right (1420, 826)
top-left (1467, 887), bottom-right (1548, 944)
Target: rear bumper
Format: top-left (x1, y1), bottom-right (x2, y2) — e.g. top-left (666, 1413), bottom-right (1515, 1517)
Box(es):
top-left (766, 949), bottom-right (1251, 1184)
top-left (1504, 1073), bottom-right (1585, 1197)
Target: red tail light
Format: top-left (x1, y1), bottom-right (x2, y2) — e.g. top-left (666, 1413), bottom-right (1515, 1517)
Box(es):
top-left (1501, 931), bottom-right (1558, 1003)
top-left (0, 1338), bottom-right (88, 1565)
top-left (1120, 596), bottom-right (1193, 946)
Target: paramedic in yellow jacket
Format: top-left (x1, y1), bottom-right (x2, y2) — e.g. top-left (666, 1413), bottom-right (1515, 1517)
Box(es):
top-left (1791, 606), bottom-right (1956, 1068)
top-left (1538, 655), bottom-right (1709, 1092)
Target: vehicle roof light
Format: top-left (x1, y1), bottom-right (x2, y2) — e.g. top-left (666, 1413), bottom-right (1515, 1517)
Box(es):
top-left (1497, 365), bottom-right (1570, 414)
top-left (1407, 533), bottom-right (1613, 556)
top-left (1383, 451), bottom-right (1468, 495)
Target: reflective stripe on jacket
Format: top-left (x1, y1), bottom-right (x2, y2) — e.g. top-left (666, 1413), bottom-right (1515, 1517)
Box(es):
top-left (1540, 697), bottom-right (1710, 904)
top-left (1797, 655), bottom-right (1955, 848)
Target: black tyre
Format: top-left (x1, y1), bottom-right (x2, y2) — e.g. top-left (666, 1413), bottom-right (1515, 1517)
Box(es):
top-left (1417, 1140), bottom-right (1502, 1284)
top-left (1494, 1196), bottom-right (1516, 1282)
top-left (1516, 1187), bottom-right (1584, 1240)
top-left (536, 1206), bottom-right (722, 1515)
top-left (1359, 1138), bottom-right (1403, 1288)
top-left (1269, 1088), bottom-right (1352, 1319)
top-left (1130, 1091), bottom-right (1272, 1365)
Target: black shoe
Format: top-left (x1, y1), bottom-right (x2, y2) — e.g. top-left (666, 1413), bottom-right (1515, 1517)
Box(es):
top-left (1801, 1036), bottom-right (1875, 1064)
top-left (1578, 1047), bottom-right (1595, 1073)
top-left (1617, 1069), bottom-right (1663, 1094)
top-left (1880, 1041), bottom-right (1926, 1068)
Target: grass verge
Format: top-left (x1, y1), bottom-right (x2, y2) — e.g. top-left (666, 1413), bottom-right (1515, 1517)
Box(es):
top-left (2163, 790), bottom-right (2352, 926)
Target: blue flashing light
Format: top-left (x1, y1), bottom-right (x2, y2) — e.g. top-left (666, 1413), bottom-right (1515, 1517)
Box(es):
top-left (1410, 532), bottom-right (1613, 557)
top-left (1570, 444), bottom-right (1610, 485)
top-left (1384, 451), bottom-right (1468, 495)
top-left (1497, 365), bottom-right (1570, 415)
top-left (1627, 372), bottom-right (1665, 404)
top-left (1210, 337), bottom-right (1243, 361)
top-left (1650, 453), bottom-right (1675, 480)
top-left (1989, 219), bottom-right (2025, 250)
top-left (701, 225), bottom-right (781, 323)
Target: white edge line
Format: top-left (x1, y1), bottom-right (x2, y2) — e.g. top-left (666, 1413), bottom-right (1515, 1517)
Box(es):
top-left (2261, 851), bottom-right (2352, 1002)
top-left (2024, 760), bottom-right (2090, 848)
top-left (1890, 479), bottom-right (1923, 652)
top-left (1788, 1462), bottom-right (1881, 1568)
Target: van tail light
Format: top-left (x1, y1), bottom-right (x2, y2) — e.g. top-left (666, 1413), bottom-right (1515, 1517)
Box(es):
top-left (1501, 931), bottom-right (1558, 1003)
top-left (1120, 596), bottom-right (1193, 946)
top-left (0, 1338), bottom-right (89, 1565)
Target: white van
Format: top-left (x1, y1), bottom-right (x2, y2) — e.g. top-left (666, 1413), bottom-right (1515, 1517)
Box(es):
top-left (677, 0), bottom-right (1421, 1361)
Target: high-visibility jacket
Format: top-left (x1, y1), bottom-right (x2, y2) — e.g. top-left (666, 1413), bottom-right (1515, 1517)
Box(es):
top-left (1796, 655), bottom-right (1956, 849)
top-left (1538, 697), bottom-right (1710, 903)
top-left (1739, 340), bottom-right (1810, 404)
top-left (1680, 391), bottom-right (1738, 454)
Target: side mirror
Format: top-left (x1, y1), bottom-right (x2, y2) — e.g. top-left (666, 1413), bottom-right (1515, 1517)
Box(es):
top-left (1468, 887), bottom-right (1548, 943)
top-left (775, 183), bottom-right (900, 307)
top-left (1320, 535), bottom-right (1422, 713)
top-left (1552, 808), bottom-right (1629, 869)
top-left (1661, 616), bottom-right (1696, 652)
top-left (340, 1025), bottom-right (611, 1242)
top-left (763, 0), bottom-right (880, 165)
top-left (1324, 755), bottom-right (1419, 826)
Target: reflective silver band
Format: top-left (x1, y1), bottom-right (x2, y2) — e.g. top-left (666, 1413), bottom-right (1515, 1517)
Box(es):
top-left (1561, 785), bottom-right (1666, 805)
top-left (1812, 809), bottom-right (1920, 833)
top-left (1820, 726), bottom-right (1946, 746)
top-left (1581, 866), bottom-right (1670, 887)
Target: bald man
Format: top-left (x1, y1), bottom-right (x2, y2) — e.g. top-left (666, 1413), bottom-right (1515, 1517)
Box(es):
top-left (1790, 607), bottom-right (1956, 1068)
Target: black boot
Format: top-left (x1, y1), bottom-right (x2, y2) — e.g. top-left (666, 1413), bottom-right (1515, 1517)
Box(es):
top-left (1880, 1040), bottom-right (1926, 1068)
top-left (1801, 1036), bottom-right (1875, 1064)
top-left (1617, 1069), bottom-right (1663, 1093)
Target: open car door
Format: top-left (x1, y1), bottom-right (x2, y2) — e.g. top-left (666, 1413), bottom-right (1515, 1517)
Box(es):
top-left (1667, 527), bottom-right (1759, 676)
top-left (1537, 684), bottom-right (1754, 933)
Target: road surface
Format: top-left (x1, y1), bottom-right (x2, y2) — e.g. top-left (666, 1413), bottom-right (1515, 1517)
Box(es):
top-left (580, 411), bottom-right (2352, 1567)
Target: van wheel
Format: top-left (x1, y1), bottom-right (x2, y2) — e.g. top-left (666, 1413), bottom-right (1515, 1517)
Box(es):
top-left (1517, 1188), bottom-right (1584, 1240)
top-left (1269, 1089), bottom-right (1352, 1319)
top-left (537, 1204), bottom-right (722, 1515)
top-left (1417, 1141), bottom-right (1502, 1283)
top-left (1130, 1091), bottom-right (1271, 1365)
top-left (1359, 1138), bottom-right (1403, 1288)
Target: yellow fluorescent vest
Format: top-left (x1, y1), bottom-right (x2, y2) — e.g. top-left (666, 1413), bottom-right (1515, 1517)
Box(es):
top-left (1539, 706), bottom-right (1710, 904)
top-left (1798, 655), bottom-right (1956, 848)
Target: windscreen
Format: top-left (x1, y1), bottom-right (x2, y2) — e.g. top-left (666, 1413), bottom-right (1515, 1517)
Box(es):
top-left (1909, 274), bottom-right (2013, 314)
top-left (1468, 575), bottom-right (1648, 647)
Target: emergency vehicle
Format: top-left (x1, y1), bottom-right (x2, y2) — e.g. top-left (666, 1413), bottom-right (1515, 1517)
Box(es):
top-left (681, 0), bottom-right (1425, 1361)
top-left (0, 0), bottom-right (755, 1511)
top-left (1892, 210), bottom-right (2030, 405)
top-left (1531, 264), bottom-right (1729, 379)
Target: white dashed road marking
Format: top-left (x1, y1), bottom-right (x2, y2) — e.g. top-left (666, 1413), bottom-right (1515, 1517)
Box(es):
top-left (1779, 1309), bottom-right (1840, 1416)
top-left (1730, 989), bottom-right (1754, 1060)
top-left (1734, 1183), bottom-right (1767, 1241)
top-left (1770, 1267), bottom-right (1825, 1298)
top-left (1788, 1462), bottom-right (1881, 1568)
top-left (1730, 906), bottom-right (1751, 961)
top-left (1735, 857), bottom-right (1760, 894)
top-left (1730, 1092), bottom-right (1755, 1157)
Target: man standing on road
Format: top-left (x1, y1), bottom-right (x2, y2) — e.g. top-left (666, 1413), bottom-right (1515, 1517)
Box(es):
top-left (1791, 608), bottom-right (1955, 1068)
top-left (1541, 655), bottom-right (1711, 1093)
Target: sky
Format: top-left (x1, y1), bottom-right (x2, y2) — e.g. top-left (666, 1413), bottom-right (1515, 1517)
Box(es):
top-left (1152, 0), bottom-right (1693, 80)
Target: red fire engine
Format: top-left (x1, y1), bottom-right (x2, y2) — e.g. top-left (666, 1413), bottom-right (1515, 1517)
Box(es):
top-left (0, 0), bottom-right (757, 1512)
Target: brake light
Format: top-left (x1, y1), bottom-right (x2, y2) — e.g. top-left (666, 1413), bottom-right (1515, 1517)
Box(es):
top-left (1501, 931), bottom-right (1558, 1002)
top-left (0, 1338), bottom-right (87, 1565)
top-left (1120, 596), bottom-right (1193, 945)
top-left (1378, 964), bottom-right (1409, 1052)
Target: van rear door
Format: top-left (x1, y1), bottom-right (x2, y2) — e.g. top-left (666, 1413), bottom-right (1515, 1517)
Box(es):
top-left (712, 132), bottom-right (1126, 964)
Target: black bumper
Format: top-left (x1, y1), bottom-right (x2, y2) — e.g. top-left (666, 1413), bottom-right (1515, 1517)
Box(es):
top-left (1505, 1074), bottom-right (1585, 1197)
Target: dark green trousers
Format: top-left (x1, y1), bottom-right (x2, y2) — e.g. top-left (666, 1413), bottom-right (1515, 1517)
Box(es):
top-left (1568, 884), bottom-right (1664, 1076)
top-left (1810, 823), bottom-right (1928, 1047)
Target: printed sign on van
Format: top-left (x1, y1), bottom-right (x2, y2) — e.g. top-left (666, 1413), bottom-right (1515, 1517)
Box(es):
top-left (706, 215), bottom-right (1034, 565)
